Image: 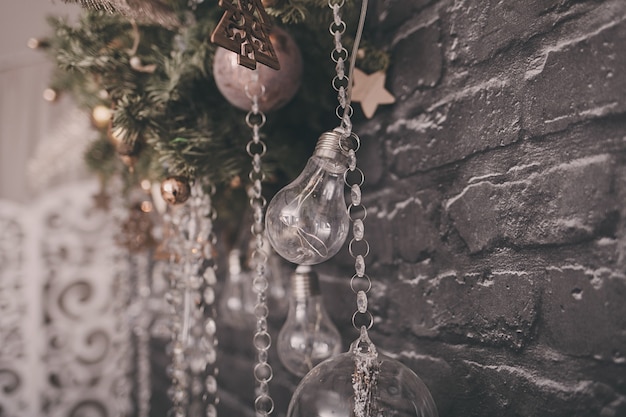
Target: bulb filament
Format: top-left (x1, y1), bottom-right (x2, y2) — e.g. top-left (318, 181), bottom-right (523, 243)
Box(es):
top-left (278, 168), bottom-right (330, 262)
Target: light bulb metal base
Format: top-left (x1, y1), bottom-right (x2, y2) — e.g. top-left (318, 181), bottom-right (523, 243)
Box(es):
top-left (292, 265), bottom-right (321, 301)
top-left (313, 131), bottom-right (349, 164)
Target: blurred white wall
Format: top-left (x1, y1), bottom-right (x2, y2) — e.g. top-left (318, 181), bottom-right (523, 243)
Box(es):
top-left (0, 0), bottom-right (81, 202)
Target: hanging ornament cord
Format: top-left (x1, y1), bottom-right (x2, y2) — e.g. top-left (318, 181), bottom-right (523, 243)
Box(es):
top-left (329, 1), bottom-right (379, 416)
top-left (164, 183), bottom-right (220, 417)
top-left (245, 72), bottom-right (274, 416)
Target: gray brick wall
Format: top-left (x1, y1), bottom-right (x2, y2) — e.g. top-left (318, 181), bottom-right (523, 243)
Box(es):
top-left (215, 0), bottom-right (626, 416)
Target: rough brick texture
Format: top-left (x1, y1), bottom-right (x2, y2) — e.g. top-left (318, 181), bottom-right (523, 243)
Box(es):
top-left (215, 0), bottom-right (626, 416)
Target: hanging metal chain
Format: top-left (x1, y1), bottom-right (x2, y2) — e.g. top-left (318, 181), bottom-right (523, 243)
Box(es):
top-left (245, 72), bottom-right (274, 417)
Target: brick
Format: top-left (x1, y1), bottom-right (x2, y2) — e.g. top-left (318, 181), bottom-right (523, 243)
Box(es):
top-left (385, 270), bottom-right (540, 350)
top-left (365, 194), bottom-right (442, 264)
top-left (374, 0), bottom-right (433, 30)
top-left (446, 154), bottom-right (617, 253)
top-left (386, 82), bottom-right (521, 175)
top-left (540, 266), bottom-right (626, 360)
top-left (524, 18), bottom-right (626, 136)
top-left (457, 360), bottom-right (623, 417)
top-left (448, 0), bottom-right (562, 63)
top-left (389, 24), bottom-right (443, 97)
top-left (368, 206), bottom-right (394, 264)
top-left (390, 197), bottom-right (439, 263)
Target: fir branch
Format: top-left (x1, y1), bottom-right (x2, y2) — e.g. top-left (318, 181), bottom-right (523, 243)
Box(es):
top-left (43, 0), bottom-right (385, 198)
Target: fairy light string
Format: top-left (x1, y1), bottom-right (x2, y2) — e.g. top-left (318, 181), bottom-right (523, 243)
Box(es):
top-left (245, 71), bottom-right (275, 417)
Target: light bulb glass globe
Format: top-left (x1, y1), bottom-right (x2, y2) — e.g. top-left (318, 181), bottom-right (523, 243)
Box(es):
top-left (277, 266), bottom-right (342, 376)
top-left (287, 336), bottom-right (438, 417)
top-left (266, 131), bottom-right (350, 265)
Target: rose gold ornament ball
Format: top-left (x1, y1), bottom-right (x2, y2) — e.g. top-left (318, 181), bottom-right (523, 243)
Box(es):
top-left (160, 176), bottom-right (191, 205)
top-left (213, 26), bottom-right (303, 113)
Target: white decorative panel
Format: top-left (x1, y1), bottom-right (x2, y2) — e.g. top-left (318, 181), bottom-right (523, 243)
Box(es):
top-left (0, 180), bottom-right (135, 417)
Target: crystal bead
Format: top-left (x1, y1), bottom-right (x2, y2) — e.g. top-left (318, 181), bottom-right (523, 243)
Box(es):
top-left (204, 287), bottom-right (215, 305)
top-left (351, 184), bottom-right (361, 206)
top-left (188, 348), bottom-right (207, 374)
top-left (357, 290), bottom-right (368, 313)
top-left (191, 378), bottom-right (204, 395)
top-left (348, 149), bottom-right (357, 171)
top-left (171, 387), bottom-right (187, 404)
top-left (206, 404), bottom-right (217, 417)
top-left (353, 219), bottom-right (364, 241)
top-left (355, 255), bottom-right (365, 277)
top-left (172, 341), bottom-right (184, 356)
top-left (205, 318), bottom-right (216, 335)
top-left (253, 154), bottom-right (262, 170)
top-left (203, 268), bottom-right (217, 285)
top-left (206, 375), bottom-right (218, 394)
top-left (206, 348), bottom-right (217, 365)
top-left (189, 275), bottom-right (202, 290)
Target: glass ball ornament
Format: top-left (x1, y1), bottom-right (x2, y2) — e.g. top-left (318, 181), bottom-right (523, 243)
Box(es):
top-left (213, 26), bottom-right (303, 112)
top-left (161, 176), bottom-right (191, 205)
top-left (287, 330), bottom-right (438, 417)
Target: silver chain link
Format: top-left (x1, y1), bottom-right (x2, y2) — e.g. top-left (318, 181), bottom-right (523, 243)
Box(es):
top-left (245, 72), bottom-right (274, 417)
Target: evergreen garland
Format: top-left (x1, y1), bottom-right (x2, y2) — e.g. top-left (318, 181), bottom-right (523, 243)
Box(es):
top-left (43, 0), bottom-right (388, 240)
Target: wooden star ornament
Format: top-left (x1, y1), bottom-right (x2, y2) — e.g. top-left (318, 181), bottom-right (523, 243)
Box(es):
top-left (351, 68), bottom-right (395, 119)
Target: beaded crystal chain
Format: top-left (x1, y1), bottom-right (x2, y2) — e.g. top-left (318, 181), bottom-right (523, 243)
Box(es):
top-left (328, 0), bottom-right (371, 333)
top-left (164, 183), bottom-right (219, 417)
top-left (329, 1), bottom-right (376, 416)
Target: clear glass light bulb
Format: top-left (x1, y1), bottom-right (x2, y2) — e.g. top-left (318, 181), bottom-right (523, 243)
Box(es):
top-left (266, 131), bottom-right (350, 265)
top-left (277, 265), bottom-right (342, 377)
top-left (218, 249), bottom-right (255, 328)
top-left (287, 328), bottom-right (439, 417)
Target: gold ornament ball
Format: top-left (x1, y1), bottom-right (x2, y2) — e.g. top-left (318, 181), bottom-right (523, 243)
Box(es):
top-left (161, 177), bottom-right (191, 205)
top-left (92, 105), bottom-right (112, 129)
top-left (213, 26), bottom-right (303, 112)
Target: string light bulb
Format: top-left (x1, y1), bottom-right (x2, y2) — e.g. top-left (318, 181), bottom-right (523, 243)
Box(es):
top-left (218, 249), bottom-right (255, 327)
top-left (265, 131), bottom-right (350, 265)
top-left (277, 265), bottom-right (342, 377)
